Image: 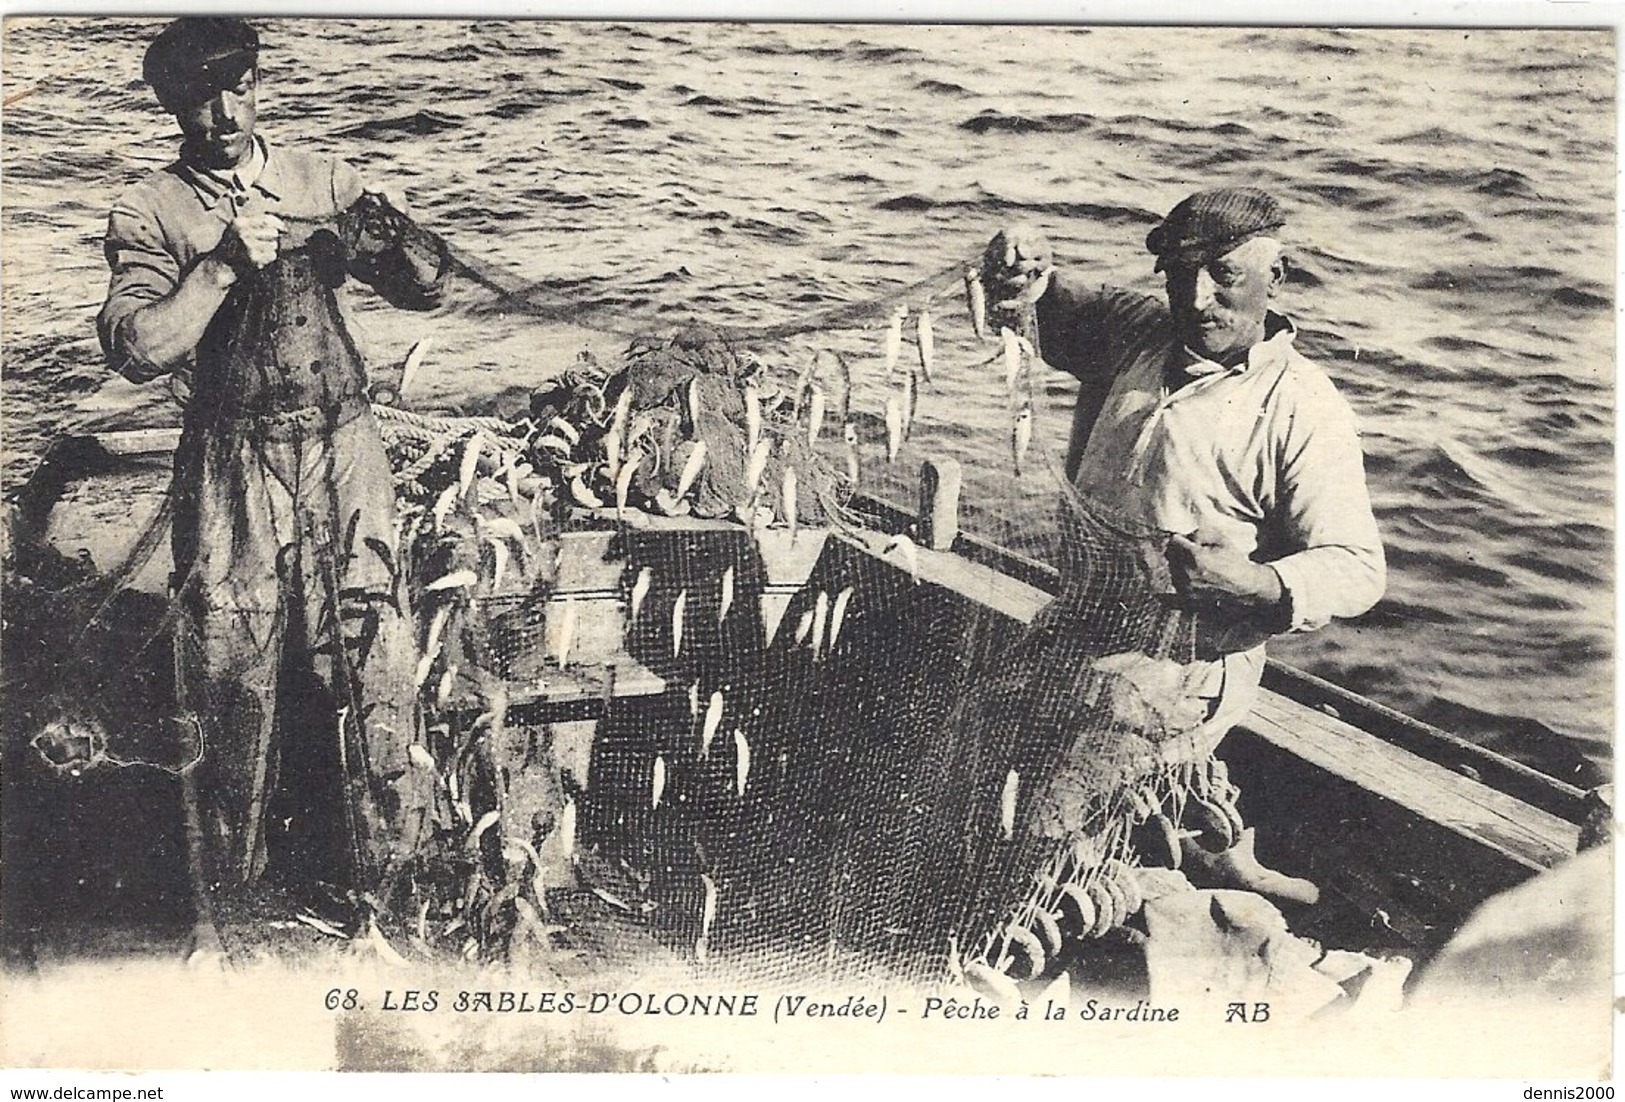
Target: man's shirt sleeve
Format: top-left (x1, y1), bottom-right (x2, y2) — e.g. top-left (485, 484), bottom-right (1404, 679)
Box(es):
top-left (98, 194), bottom-right (182, 381)
top-left (1266, 372), bottom-right (1387, 632)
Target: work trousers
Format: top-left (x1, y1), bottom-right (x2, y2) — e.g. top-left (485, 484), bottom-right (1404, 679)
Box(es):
top-left (172, 407), bottom-right (430, 886)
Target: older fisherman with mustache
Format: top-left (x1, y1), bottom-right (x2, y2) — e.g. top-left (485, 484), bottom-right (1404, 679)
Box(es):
top-left (983, 188), bottom-right (1385, 905)
top-left (98, 17), bottom-right (448, 911)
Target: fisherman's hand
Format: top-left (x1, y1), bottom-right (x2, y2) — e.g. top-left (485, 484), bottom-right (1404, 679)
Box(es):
top-left (982, 225), bottom-right (1054, 309)
top-left (1167, 533), bottom-right (1285, 608)
top-left (218, 209), bottom-right (285, 271)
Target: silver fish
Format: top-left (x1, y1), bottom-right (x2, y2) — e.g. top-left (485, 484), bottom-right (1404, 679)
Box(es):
top-left (902, 370), bottom-right (918, 440)
top-left (1001, 327), bottom-right (1022, 390)
top-left (806, 385), bottom-right (826, 446)
top-left (719, 565), bottom-right (735, 623)
top-left (1000, 769), bottom-right (1020, 840)
top-left (793, 607), bottom-right (815, 646)
top-left (810, 590), bottom-right (829, 659)
top-left (702, 690), bottom-right (724, 758)
top-left (630, 567), bottom-right (652, 623)
top-left (1013, 405), bottom-right (1033, 475)
top-left (917, 308), bottom-right (935, 382)
top-left (615, 452), bottom-right (641, 519)
top-left (676, 440), bottom-right (708, 502)
top-left (781, 465), bottom-right (798, 545)
top-left (688, 681), bottom-right (701, 720)
top-left (742, 439), bottom-right (772, 506)
top-left (672, 589), bottom-right (688, 656)
top-left (696, 871), bottom-right (718, 963)
top-left (685, 377), bottom-right (702, 434)
top-left (828, 586), bottom-right (853, 649)
top-left (965, 267), bottom-right (988, 340)
top-left (745, 384), bottom-right (762, 457)
top-left (883, 306), bottom-right (907, 375)
top-left (885, 393), bottom-right (904, 462)
top-left (843, 420), bottom-right (858, 448)
top-left (458, 432), bottom-right (483, 498)
top-left (557, 797), bottom-right (577, 863)
top-left (551, 597), bottom-right (578, 667)
top-left (603, 426), bottom-right (623, 483)
top-left (883, 532), bottom-right (920, 582)
top-left (400, 337), bottom-right (432, 395)
top-left (651, 754), bottom-right (668, 810)
top-left (733, 728), bottom-right (751, 797)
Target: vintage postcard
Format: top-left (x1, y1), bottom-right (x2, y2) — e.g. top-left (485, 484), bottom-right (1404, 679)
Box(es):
top-left (0, 12), bottom-right (1613, 1082)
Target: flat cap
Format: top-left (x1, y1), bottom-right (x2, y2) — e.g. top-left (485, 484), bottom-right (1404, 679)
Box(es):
top-left (1145, 187), bottom-right (1286, 272)
top-left (143, 17), bottom-right (260, 113)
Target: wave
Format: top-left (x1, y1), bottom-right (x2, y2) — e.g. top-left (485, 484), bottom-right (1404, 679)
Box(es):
top-left (333, 109), bottom-right (463, 140)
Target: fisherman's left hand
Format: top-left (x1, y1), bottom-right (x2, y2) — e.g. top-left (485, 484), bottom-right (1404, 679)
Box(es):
top-left (364, 184), bottom-right (412, 218)
top-left (1167, 533), bottom-right (1284, 608)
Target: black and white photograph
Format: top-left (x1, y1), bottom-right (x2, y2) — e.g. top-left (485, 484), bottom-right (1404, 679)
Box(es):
top-left (0, 11), bottom-right (1614, 1079)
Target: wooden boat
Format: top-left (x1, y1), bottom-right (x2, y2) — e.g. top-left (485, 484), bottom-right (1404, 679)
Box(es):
top-left (0, 426), bottom-right (1591, 979)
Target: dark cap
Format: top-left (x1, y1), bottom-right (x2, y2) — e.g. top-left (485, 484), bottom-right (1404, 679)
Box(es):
top-left (1145, 187), bottom-right (1286, 273)
top-left (143, 17), bottom-right (260, 113)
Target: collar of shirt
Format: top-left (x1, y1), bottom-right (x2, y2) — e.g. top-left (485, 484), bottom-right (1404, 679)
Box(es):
top-left (175, 135), bottom-right (282, 211)
top-left (1167, 311), bottom-right (1297, 386)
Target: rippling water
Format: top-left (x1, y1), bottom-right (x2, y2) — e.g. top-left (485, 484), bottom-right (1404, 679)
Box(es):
top-left (1, 19), bottom-right (1612, 782)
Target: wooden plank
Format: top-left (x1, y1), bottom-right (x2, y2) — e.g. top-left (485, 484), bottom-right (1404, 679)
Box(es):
top-left (1242, 690), bottom-right (1578, 872)
top-left (836, 528), bottom-right (1050, 624)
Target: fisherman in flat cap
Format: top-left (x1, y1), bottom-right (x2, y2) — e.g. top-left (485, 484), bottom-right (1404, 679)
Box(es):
top-left (98, 17), bottom-right (450, 930)
top-left (983, 189), bottom-right (1385, 905)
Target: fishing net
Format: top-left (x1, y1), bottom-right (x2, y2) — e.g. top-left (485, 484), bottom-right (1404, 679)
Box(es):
top-left (12, 196), bottom-right (1253, 992)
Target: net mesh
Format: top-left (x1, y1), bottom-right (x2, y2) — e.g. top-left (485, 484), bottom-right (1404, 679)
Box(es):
top-left (13, 204), bottom-right (1250, 992)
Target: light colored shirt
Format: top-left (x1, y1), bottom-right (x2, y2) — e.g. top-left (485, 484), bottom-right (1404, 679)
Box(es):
top-left (1036, 279), bottom-right (1385, 639)
top-left (98, 134), bottom-right (368, 385)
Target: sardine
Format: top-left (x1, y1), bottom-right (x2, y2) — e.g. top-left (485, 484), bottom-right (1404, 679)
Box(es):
top-left (425, 568), bottom-right (478, 592)
top-left (810, 590), bottom-right (829, 659)
top-left (487, 535), bottom-right (510, 590)
top-left (793, 608), bottom-right (815, 646)
top-left (1001, 327), bottom-right (1022, 390)
top-left (696, 871), bottom-right (719, 963)
top-left (603, 426), bottom-right (623, 483)
top-left (685, 377), bottom-right (702, 434)
top-left (828, 586), bottom-right (853, 649)
top-left (702, 690), bottom-right (724, 758)
top-left (843, 421), bottom-right (858, 448)
top-left (883, 532), bottom-right (919, 582)
top-left (902, 370), bottom-right (918, 440)
top-left (610, 385), bottom-right (632, 438)
top-left (885, 393), bottom-right (904, 462)
top-left (745, 384), bottom-right (762, 457)
top-left (432, 483), bottom-right (460, 532)
top-left (615, 453), bottom-right (640, 519)
top-left (552, 597), bottom-right (578, 668)
top-left (733, 728), bottom-right (751, 797)
top-left (676, 440), bottom-right (708, 502)
top-left (630, 567), bottom-right (652, 623)
top-left (425, 604), bottom-right (452, 657)
top-left (408, 744), bottom-right (435, 770)
top-left (569, 472), bottom-right (605, 509)
top-left (917, 308), bottom-right (935, 382)
top-left (742, 439), bottom-right (772, 506)
top-left (807, 385), bottom-right (826, 446)
top-left (688, 681), bottom-right (700, 720)
top-left (781, 465), bottom-right (798, 545)
top-left (965, 267), bottom-right (988, 340)
top-left (549, 416), bottom-right (583, 446)
top-left (557, 797), bottom-right (577, 863)
top-left (845, 449), bottom-right (860, 487)
top-left (1000, 769), bottom-right (1020, 841)
top-left (719, 565), bottom-right (735, 623)
top-left (400, 337), bottom-right (432, 395)
top-left (883, 306), bottom-right (906, 375)
top-left (672, 589), bottom-right (688, 656)
top-left (1013, 405), bottom-right (1033, 475)
top-left (651, 754), bottom-right (667, 810)
top-left (458, 433), bottom-right (483, 498)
